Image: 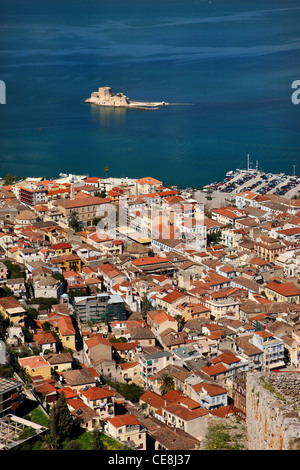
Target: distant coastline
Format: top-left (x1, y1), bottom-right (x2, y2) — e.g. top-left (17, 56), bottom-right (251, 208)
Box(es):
top-left (85, 86), bottom-right (169, 111)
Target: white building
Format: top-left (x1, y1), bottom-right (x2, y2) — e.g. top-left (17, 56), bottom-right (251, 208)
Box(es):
top-left (139, 350), bottom-right (174, 388)
top-left (251, 330), bottom-right (285, 371)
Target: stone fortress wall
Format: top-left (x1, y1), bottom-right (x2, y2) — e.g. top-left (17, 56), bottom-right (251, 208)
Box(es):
top-left (89, 86), bottom-right (130, 107)
top-left (246, 371), bottom-right (300, 450)
top-left (85, 86), bottom-right (168, 110)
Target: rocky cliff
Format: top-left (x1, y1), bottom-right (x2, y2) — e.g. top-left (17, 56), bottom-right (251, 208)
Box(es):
top-left (246, 371), bottom-right (300, 450)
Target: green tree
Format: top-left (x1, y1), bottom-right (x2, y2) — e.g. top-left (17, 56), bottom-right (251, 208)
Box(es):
top-left (104, 166), bottom-right (109, 178)
top-left (68, 288), bottom-right (86, 302)
top-left (42, 321), bottom-right (51, 332)
top-left (52, 272), bottom-right (67, 293)
top-left (174, 314), bottom-right (184, 331)
top-left (110, 337), bottom-right (127, 343)
top-left (22, 326), bottom-right (33, 343)
top-left (0, 316), bottom-right (10, 340)
top-left (41, 432), bottom-right (58, 450)
top-left (25, 306), bottom-right (39, 320)
top-left (91, 427), bottom-right (105, 450)
top-left (65, 440), bottom-right (82, 450)
top-left (113, 382), bottom-right (144, 403)
top-left (159, 373), bottom-right (175, 395)
top-left (0, 286), bottom-right (14, 297)
top-left (49, 392), bottom-right (75, 443)
top-left (3, 260), bottom-right (25, 279)
top-left (68, 211), bottom-right (82, 232)
top-left (141, 294), bottom-right (153, 315)
top-left (95, 190), bottom-right (107, 199)
top-left (0, 365), bottom-right (14, 378)
top-left (92, 217), bottom-right (102, 226)
top-left (4, 173), bottom-right (18, 185)
top-left (31, 297), bottom-right (59, 311)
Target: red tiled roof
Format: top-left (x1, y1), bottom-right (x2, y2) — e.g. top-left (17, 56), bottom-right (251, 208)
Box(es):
top-left (161, 403), bottom-right (209, 421)
top-left (112, 341), bottom-right (139, 351)
top-left (277, 227), bottom-right (300, 236)
top-left (137, 177), bottom-right (162, 185)
top-left (57, 387), bottom-right (78, 399)
top-left (140, 390), bottom-right (169, 409)
top-left (57, 316), bottom-right (75, 336)
top-left (212, 353), bottom-right (240, 365)
top-left (266, 281), bottom-right (300, 297)
top-left (84, 177), bottom-right (101, 183)
top-left (108, 414), bottom-right (140, 428)
top-left (153, 311), bottom-right (176, 324)
top-left (86, 334), bottom-right (111, 349)
top-left (0, 296), bottom-right (24, 310)
top-left (19, 355), bottom-right (50, 369)
top-left (80, 386), bottom-right (114, 401)
top-left (161, 290), bottom-right (186, 304)
top-left (132, 256), bottom-right (170, 266)
top-left (33, 332), bottom-right (56, 345)
top-left (118, 362), bottom-right (139, 370)
top-left (34, 382), bottom-right (57, 396)
top-left (64, 196), bottom-right (110, 209)
top-left (201, 363), bottom-right (227, 376)
top-left (211, 207), bottom-right (244, 219)
top-left (50, 242), bottom-right (72, 250)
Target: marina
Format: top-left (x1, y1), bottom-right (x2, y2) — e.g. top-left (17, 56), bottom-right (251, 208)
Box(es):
top-left (201, 155), bottom-right (300, 199)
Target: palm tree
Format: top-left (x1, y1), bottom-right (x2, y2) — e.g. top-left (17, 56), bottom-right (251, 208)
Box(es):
top-left (41, 432), bottom-right (58, 450)
top-left (160, 373), bottom-right (175, 395)
top-left (175, 314), bottom-right (184, 331)
top-left (104, 166), bottom-right (109, 178)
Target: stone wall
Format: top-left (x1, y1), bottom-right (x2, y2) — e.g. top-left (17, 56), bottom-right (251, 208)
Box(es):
top-left (246, 371), bottom-right (300, 450)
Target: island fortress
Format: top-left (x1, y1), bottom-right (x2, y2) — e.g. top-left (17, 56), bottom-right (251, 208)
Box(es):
top-left (85, 86), bottom-right (168, 110)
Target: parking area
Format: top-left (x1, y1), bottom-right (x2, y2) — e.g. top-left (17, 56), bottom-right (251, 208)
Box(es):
top-left (200, 170), bottom-right (300, 199)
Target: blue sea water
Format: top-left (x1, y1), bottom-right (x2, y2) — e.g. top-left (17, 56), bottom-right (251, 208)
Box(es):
top-left (0, 0), bottom-right (299, 188)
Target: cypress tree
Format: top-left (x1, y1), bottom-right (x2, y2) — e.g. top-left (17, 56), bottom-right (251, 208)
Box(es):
top-left (49, 392), bottom-right (75, 442)
top-left (91, 427), bottom-right (104, 450)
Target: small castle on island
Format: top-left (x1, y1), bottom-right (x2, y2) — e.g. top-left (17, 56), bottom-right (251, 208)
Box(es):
top-left (85, 86), bottom-right (168, 110)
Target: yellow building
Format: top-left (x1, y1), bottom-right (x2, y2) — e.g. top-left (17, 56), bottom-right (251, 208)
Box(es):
top-left (50, 253), bottom-right (82, 273)
top-left (107, 414), bottom-right (146, 450)
top-left (61, 253), bottom-right (82, 273)
top-left (265, 281), bottom-right (300, 304)
top-left (0, 296), bottom-right (25, 326)
top-left (7, 246), bottom-right (20, 261)
top-left (56, 316), bottom-right (76, 351)
top-left (50, 242), bottom-right (72, 256)
top-left (117, 362), bottom-right (140, 384)
top-left (19, 356), bottom-right (51, 380)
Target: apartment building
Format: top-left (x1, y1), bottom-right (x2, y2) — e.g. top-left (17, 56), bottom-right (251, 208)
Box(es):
top-left (73, 293), bottom-right (126, 323)
top-left (251, 330), bottom-right (285, 370)
top-left (19, 185), bottom-right (47, 206)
